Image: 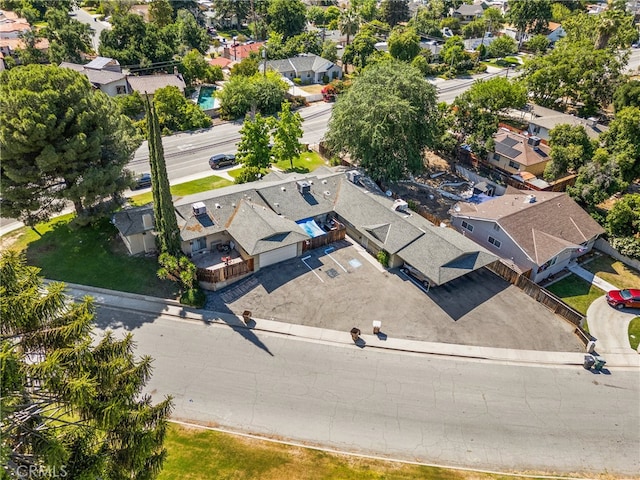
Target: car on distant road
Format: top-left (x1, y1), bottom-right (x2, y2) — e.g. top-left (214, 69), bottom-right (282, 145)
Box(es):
top-left (606, 289), bottom-right (640, 309)
top-left (133, 173), bottom-right (152, 189)
top-left (209, 153), bottom-right (236, 169)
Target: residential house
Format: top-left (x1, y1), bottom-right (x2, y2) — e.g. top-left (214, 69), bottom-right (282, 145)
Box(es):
top-left (450, 191), bottom-right (604, 283)
top-left (60, 57), bottom-right (129, 96)
top-left (261, 54), bottom-right (342, 84)
top-left (502, 21), bottom-right (566, 44)
top-left (111, 206), bottom-right (157, 255)
top-left (113, 170), bottom-right (497, 290)
top-left (0, 10), bottom-right (49, 66)
top-left (222, 41), bottom-right (263, 61)
top-left (489, 129), bottom-right (551, 177)
top-left (513, 104), bottom-right (607, 141)
top-left (452, 2), bottom-right (488, 24)
top-left (209, 56), bottom-right (234, 75)
top-left (126, 73), bottom-right (186, 96)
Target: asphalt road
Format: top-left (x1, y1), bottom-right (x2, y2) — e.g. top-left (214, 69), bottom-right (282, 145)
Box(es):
top-left (95, 306), bottom-right (640, 476)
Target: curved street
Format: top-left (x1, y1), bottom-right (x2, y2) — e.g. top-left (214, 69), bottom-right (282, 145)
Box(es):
top-left (92, 299), bottom-right (640, 477)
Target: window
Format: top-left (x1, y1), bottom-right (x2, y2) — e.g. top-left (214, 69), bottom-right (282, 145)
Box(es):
top-left (116, 85), bottom-right (127, 95)
top-left (488, 236), bottom-right (501, 248)
top-left (508, 160), bottom-right (520, 169)
top-left (492, 153), bottom-right (500, 161)
top-left (461, 220), bottom-right (474, 232)
top-left (493, 224), bottom-right (500, 232)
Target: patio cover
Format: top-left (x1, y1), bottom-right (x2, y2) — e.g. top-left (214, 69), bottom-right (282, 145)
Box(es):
top-left (297, 218), bottom-right (325, 238)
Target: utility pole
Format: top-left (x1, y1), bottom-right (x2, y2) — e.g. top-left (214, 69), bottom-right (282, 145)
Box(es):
top-left (262, 46), bottom-right (267, 77)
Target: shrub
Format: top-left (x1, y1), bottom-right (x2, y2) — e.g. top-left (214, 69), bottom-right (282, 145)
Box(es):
top-left (322, 74), bottom-right (330, 84)
top-left (329, 156), bottom-right (342, 166)
top-left (180, 287), bottom-right (206, 308)
top-left (611, 236), bottom-right (640, 260)
top-left (234, 166), bottom-right (262, 184)
top-left (293, 77), bottom-right (302, 85)
top-left (376, 249), bottom-right (390, 267)
top-left (407, 199), bottom-right (419, 212)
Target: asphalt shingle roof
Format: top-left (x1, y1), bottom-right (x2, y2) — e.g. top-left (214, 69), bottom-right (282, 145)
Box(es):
top-left (111, 205), bottom-right (154, 235)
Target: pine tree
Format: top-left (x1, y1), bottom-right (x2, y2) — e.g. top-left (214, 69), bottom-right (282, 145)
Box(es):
top-left (144, 93), bottom-right (181, 256)
top-left (1, 251), bottom-right (173, 479)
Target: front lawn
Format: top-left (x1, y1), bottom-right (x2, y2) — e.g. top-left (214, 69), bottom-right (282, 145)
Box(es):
top-left (629, 317), bottom-right (640, 351)
top-left (272, 150), bottom-right (327, 173)
top-left (128, 175), bottom-right (233, 206)
top-left (3, 215), bottom-right (177, 298)
top-left (546, 274), bottom-right (605, 315)
top-left (160, 423), bottom-right (542, 480)
top-left (580, 255), bottom-right (640, 290)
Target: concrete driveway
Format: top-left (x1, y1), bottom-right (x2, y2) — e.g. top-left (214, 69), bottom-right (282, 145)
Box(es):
top-left (587, 296), bottom-right (638, 354)
top-left (206, 240), bottom-right (584, 352)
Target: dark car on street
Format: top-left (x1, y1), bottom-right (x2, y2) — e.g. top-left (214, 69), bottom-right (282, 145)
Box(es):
top-left (209, 153), bottom-right (236, 169)
top-left (606, 289), bottom-right (640, 309)
top-left (133, 173), bottom-right (152, 189)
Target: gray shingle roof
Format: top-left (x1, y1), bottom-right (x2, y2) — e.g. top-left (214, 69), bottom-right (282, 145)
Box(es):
top-left (60, 61), bottom-right (126, 85)
top-left (265, 54), bottom-right (337, 76)
top-left (257, 175), bottom-right (340, 220)
top-left (126, 74), bottom-right (186, 95)
top-left (111, 205), bottom-right (154, 236)
top-left (226, 200), bottom-right (309, 255)
top-left (452, 191), bottom-right (605, 263)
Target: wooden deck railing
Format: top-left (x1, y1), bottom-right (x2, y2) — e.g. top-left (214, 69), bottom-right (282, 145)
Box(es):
top-left (302, 226), bottom-right (346, 252)
top-left (197, 257), bottom-right (254, 284)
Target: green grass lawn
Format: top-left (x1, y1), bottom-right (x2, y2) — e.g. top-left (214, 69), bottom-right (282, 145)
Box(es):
top-left (128, 175), bottom-right (233, 206)
top-left (580, 255), bottom-right (640, 290)
top-left (546, 274), bottom-right (605, 315)
top-left (272, 151), bottom-right (327, 173)
top-left (161, 423), bottom-right (541, 480)
top-left (3, 215), bottom-right (178, 298)
top-left (629, 317), bottom-right (640, 351)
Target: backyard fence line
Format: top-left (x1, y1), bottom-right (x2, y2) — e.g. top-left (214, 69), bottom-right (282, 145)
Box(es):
top-left (486, 260), bottom-right (590, 345)
top-left (595, 238), bottom-right (640, 272)
top-left (302, 226), bottom-right (346, 252)
top-left (197, 257), bottom-right (254, 284)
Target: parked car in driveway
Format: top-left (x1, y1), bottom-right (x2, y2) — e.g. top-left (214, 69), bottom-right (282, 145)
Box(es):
top-left (133, 173), bottom-right (152, 189)
top-left (209, 153), bottom-right (236, 169)
top-left (606, 289), bottom-right (640, 309)
top-left (401, 263), bottom-right (431, 288)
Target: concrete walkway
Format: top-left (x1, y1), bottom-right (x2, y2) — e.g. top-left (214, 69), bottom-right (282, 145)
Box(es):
top-left (64, 282), bottom-right (640, 369)
top-left (568, 262), bottom-right (618, 292)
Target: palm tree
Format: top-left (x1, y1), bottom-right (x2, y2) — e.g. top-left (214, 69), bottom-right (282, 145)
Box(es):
top-left (339, 8), bottom-right (360, 46)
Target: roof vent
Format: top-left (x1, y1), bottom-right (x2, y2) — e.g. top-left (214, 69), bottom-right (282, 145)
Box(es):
top-left (231, 203), bottom-right (236, 208)
top-left (346, 170), bottom-right (361, 184)
top-left (587, 117), bottom-right (598, 127)
top-left (322, 179), bottom-right (328, 184)
top-left (524, 194), bottom-right (536, 204)
top-left (297, 180), bottom-right (311, 194)
top-left (274, 202), bottom-right (279, 207)
top-left (192, 202), bottom-right (207, 216)
top-left (281, 186), bottom-right (286, 191)
top-left (392, 199), bottom-right (409, 212)
top-left (309, 180), bottom-right (313, 185)
top-left (527, 136), bottom-right (540, 147)
top-left (324, 190), bottom-right (331, 196)
top-left (215, 203), bottom-right (221, 209)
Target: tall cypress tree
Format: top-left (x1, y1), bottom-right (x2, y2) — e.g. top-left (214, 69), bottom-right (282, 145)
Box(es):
top-left (144, 93), bottom-right (181, 256)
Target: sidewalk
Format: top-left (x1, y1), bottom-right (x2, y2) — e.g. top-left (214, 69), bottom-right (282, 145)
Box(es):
top-left (568, 262), bottom-right (617, 292)
top-left (64, 282), bottom-right (640, 369)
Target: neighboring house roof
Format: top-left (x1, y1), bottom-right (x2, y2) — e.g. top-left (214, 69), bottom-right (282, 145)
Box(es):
top-left (126, 73), bottom-right (186, 95)
top-left (452, 191), bottom-right (605, 264)
top-left (494, 130), bottom-right (550, 167)
top-left (0, 18), bottom-right (30, 36)
top-left (264, 54), bottom-right (339, 76)
top-left (546, 21), bottom-right (562, 32)
top-left (519, 104), bottom-right (608, 140)
top-left (85, 56), bottom-right (121, 71)
top-left (0, 36), bottom-right (48, 52)
top-left (60, 61), bottom-right (126, 86)
top-left (226, 200), bottom-right (309, 255)
top-left (111, 205), bottom-right (154, 236)
top-left (454, 2), bottom-right (487, 16)
top-left (209, 56), bottom-right (233, 68)
top-left (223, 41), bottom-right (264, 60)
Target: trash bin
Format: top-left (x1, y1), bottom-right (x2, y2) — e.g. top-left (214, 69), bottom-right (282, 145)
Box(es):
top-left (583, 354), bottom-right (595, 370)
top-left (242, 310), bottom-right (251, 323)
top-left (593, 356), bottom-right (606, 371)
top-left (350, 327), bottom-right (360, 342)
top-left (372, 320), bottom-right (381, 334)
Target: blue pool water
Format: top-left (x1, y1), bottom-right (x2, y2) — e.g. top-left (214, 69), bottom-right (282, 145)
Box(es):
top-left (197, 86), bottom-right (216, 110)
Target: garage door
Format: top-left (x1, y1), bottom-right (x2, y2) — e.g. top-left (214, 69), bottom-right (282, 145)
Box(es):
top-left (259, 244), bottom-right (298, 268)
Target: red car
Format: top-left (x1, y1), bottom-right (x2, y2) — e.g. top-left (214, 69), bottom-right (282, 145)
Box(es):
top-left (606, 289), bottom-right (640, 309)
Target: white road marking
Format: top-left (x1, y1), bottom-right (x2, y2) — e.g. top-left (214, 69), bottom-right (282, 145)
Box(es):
top-left (324, 247), bottom-right (347, 272)
top-left (301, 255), bottom-right (324, 283)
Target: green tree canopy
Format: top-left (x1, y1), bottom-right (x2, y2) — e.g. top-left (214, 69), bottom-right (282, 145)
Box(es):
top-left (507, 0), bottom-right (552, 36)
top-left (388, 26), bottom-right (420, 62)
top-left (321, 39), bottom-right (338, 63)
top-left (1, 250), bottom-right (173, 480)
top-left (174, 8), bottom-right (209, 54)
top-left (41, 8), bottom-right (93, 64)
top-left (606, 193), bottom-right (640, 238)
top-left (180, 49), bottom-right (224, 86)
top-left (483, 6), bottom-right (504, 34)
top-left (341, 29), bottom-right (377, 70)
top-left (153, 86), bottom-right (212, 133)
top-left (613, 80), bottom-right (640, 113)
top-left (0, 65), bottom-right (140, 226)
top-left (464, 77), bottom-right (527, 114)
top-left (325, 60), bottom-right (438, 182)
top-left (544, 124), bottom-right (595, 181)
top-left (561, 8), bottom-right (639, 50)
top-left (236, 113), bottom-right (272, 171)
top-left (267, 0), bottom-right (306, 38)
top-left (379, 0), bottom-right (409, 27)
top-left (524, 34), bottom-right (550, 55)
top-left (272, 101), bottom-right (304, 170)
top-left (486, 34), bottom-right (517, 58)
top-left (218, 70), bottom-right (288, 119)
top-left (339, 8), bottom-right (360, 45)
top-left (599, 106), bottom-right (640, 183)
top-left (149, 0), bottom-right (174, 27)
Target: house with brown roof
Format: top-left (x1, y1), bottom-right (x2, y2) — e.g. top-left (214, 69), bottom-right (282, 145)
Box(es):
top-left (0, 9), bottom-right (49, 65)
top-left (450, 191), bottom-right (604, 282)
top-left (222, 41), bottom-right (263, 61)
top-left (488, 129), bottom-right (551, 177)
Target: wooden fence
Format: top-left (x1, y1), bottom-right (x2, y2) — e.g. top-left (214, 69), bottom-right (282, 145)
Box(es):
top-left (486, 260), bottom-right (591, 345)
top-left (197, 257), bottom-right (254, 284)
top-left (302, 226), bottom-right (346, 252)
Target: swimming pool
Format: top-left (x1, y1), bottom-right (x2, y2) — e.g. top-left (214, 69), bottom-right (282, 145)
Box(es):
top-left (197, 86), bottom-right (217, 110)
